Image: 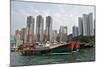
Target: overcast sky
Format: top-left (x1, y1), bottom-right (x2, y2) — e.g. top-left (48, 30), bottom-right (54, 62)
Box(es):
top-left (11, 0), bottom-right (95, 35)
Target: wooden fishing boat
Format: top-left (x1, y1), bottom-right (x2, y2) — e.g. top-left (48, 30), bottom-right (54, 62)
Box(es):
top-left (18, 41), bottom-right (80, 55)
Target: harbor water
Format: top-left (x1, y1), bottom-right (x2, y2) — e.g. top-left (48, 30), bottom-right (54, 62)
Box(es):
top-left (10, 48), bottom-right (95, 66)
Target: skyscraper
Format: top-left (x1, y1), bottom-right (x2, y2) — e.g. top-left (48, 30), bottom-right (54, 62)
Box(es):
top-left (78, 17), bottom-right (83, 36)
top-left (72, 26), bottom-right (79, 37)
top-left (15, 29), bottom-right (20, 40)
top-left (83, 14), bottom-right (88, 36)
top-left (52, 30), bottom-right (57, 42)
top-left (94, 19), bottom-right (96, 36)
top-left (20, 28), bottom-right (27, 44)
top-left (59, 26), bottom-right (67, 42)
top-left (15, 29), bottom-right (21, 46)
top-left (45, 16), bottom-right (52, 42)
top-left (36, 15), bottom-right (44, 43)
top-left (26, 16), bottom-right (35, 44)
top-left (88, 13), bottom-right (94, 36)
top-left (82, 13), bottom-right (94, 36)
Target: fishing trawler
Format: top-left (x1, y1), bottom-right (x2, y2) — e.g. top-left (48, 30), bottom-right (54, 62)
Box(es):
top-left (18, 41), bottom-right (80, 55)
